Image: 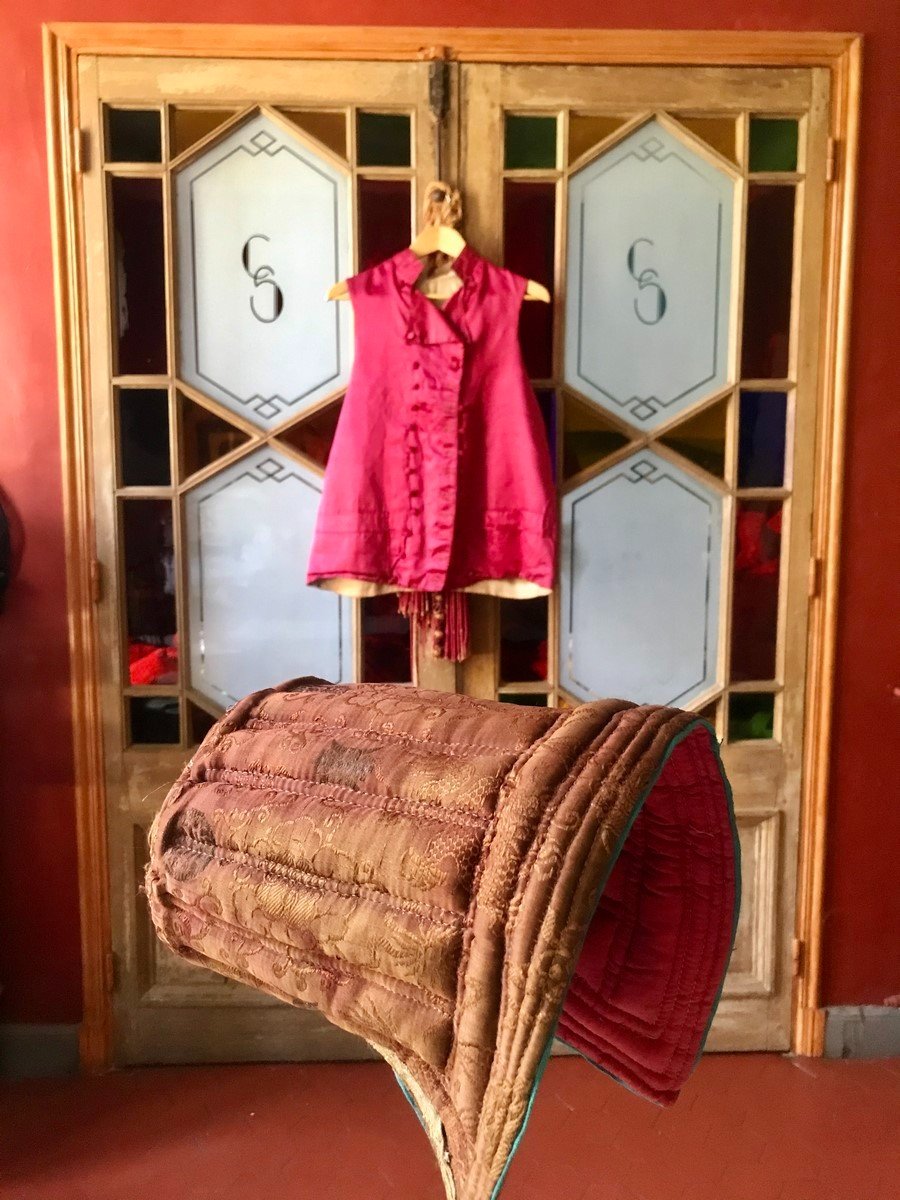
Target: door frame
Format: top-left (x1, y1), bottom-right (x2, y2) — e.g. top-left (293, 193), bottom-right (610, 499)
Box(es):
top-left (44, 23), bottom-right (862, 1070)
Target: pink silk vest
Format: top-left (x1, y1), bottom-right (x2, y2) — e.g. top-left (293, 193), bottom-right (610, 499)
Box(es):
top-left (307, 246), bottom-right (557, 598)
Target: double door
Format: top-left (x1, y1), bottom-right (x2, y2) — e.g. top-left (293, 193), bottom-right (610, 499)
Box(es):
top-left (75, 50), bottom-right (830, 1063)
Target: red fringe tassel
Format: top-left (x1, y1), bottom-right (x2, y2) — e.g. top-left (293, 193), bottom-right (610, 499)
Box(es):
top-left (398, 590), bottom-right (470, 662)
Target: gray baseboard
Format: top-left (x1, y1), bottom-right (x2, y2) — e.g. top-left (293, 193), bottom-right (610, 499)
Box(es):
top-left (1, 1012), bottom-right (895, 1072)
top-left (0, 1023), bottom-right (80, 1078)
top-left (824, 1006), bottom-right (900, 1059)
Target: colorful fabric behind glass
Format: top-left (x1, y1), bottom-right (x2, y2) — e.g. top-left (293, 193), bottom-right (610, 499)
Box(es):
top-left (731, 500), bottom-right (782, 682)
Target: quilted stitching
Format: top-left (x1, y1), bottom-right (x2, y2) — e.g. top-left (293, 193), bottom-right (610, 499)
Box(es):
top-left (147, 679), bottom-right (739, 1200)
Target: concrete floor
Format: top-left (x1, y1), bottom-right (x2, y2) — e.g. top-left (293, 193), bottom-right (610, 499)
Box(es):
top-left (2, 1054), bottom-right (898, 1199)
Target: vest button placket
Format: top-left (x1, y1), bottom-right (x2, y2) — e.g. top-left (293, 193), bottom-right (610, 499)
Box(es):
top-left (421, 338), bottom-right (463, 590)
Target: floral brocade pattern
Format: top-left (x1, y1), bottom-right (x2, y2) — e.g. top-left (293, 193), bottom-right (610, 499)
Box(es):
top-left (146, 678), bottom-right (738, 1200)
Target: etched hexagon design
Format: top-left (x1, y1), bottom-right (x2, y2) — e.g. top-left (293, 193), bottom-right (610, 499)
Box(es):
top-left (184, 447), bottom-right (351, 708)
top-left (565, 117), bottom-right (736, 430)
top-left (175, 110), bottom-right (352, 430)
top-left (559, 449), bottom-right (722, 706)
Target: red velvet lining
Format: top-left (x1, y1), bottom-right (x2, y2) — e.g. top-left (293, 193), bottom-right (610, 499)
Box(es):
top-left (558, 726), bottom-right (738, 1105)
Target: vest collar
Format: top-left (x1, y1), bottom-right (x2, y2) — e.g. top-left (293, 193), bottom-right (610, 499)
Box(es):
top-left (395, 246), bottom-right (482, 347)
top-left (394, 244), bottom-right (482, 291)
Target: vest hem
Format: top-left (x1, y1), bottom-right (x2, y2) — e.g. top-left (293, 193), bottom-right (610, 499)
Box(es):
top-left (308, 576), bottom-right (552, 600)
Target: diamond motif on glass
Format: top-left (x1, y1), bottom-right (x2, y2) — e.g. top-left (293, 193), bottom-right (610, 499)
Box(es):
top-left (249, 130), bottom-right (277, 153)
top-left (638, 136), bottom-right (665, 157)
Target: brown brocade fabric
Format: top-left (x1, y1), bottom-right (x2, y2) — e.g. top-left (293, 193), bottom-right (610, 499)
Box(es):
top-left (146, 679), bottom-right (738, 1200)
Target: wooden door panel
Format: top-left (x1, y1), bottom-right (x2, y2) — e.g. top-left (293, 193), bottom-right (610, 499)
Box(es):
top-left (79, 54), bottom-right (437, 1064)
top-left (78, 48), bottom-right (832, 1063)
top-left (459, 62), bottom-right (832, 1051)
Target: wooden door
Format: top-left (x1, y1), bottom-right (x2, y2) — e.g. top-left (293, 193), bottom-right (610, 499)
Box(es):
top-left (76, 48), bottom-right (832, 1063)
top-left (457, 64), bottom-right (832, 1050)
top-left (77, 53), bottom-right (440, 1064)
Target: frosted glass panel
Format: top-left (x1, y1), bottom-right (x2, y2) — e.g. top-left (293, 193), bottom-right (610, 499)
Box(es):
top-left (185, 447), bottom-right (351, 708)
top-left (175, 112), bottom-right (352, 429)
top-left (565, 117), bottom-right (735, 429)
top-left (560, 449), bottom-right (722, 706)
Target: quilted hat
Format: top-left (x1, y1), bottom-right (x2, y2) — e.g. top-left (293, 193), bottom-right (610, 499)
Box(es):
top-left (147, 679), bottom-right (739, 1199)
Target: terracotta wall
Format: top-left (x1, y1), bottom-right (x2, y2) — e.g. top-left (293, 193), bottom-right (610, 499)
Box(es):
top-left (0, 1), bottom-right (897, 1026)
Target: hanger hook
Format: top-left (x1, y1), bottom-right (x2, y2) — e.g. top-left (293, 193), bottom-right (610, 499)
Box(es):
top-left (422, 180), bottom-right (462, 229)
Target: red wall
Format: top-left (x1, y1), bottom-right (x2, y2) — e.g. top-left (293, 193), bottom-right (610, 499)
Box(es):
top-left (1, 1), bottom-right (897, 1026)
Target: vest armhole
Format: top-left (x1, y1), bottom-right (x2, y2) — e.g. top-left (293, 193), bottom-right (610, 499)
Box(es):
top-left (506, 269), bottom-right (530, 314)
top-left (346, 269), bottom-right (365, 308)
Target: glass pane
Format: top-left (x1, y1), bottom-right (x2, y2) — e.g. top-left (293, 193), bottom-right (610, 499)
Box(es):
top-left (278, 398), bottom-right (340, 468)
top-left (534, 390), bottom-right (557, 480)
top-left (678, 116), bottom-right (738, 165)
top-left (178, 392), bottom-right (249, 480)
top-left (567, 114), bottom-right (627, 164)
top-left (728, 693), bottom-right (775, 741)
top-left (738, 391), bottom-right (787, 488)
top-left (565, 117), bottom-right (735, 430)
top-left (122, 500), bottom-right (177, 683)
top-left (499, 693), bottom-right (550, 707)
top-left (187, 700), bottom-right (218, 745)
top-left (106, 108), bottom-right (162, 163)
top-left (281, 109), bottom-right (347, 159)
top-left (504, 115), bottom-right (557, 169)
top-left (503, 181), bottom-right (555, 378)
top-left (110, 177), bottom-right (167, 375)
top-left (741, 186), bottom-right (796, 379)
top-left (749, 118), bottom-right (799, 173)
top-left (697, 699), bottom-right (720, 728)
top-left (731, 500), bottom-right (782, 682)
top-left (358, 178), bottom-right (411, 271)
top-left (277, 399), bottom-right (343, 469)
top-left (175, 112), bottom-right (352, 429)
top-left (357, 112), bottom-right (411, 167)
top-left (659, 398), bottom-right (727, 478)
top-left (560, 449), bottom-right (722, 707)
top-left (185, 447), bottom-right (351, 709)
top-left (361, 594), bottom-right (412, 683)
top-left (170, 108), bottom-right (239, 158)
top-left (129, 696), bottom-right (180, 745)
top-left (500, 596), bottom-right (548, 683)
top-left (118, 389), bottom-right (170, 486)
top-left (562, 392), bottom-right (629, 479)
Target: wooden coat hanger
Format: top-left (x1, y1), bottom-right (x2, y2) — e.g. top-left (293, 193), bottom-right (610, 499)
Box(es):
top-left (327, 182), bottom-right (550, 304)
